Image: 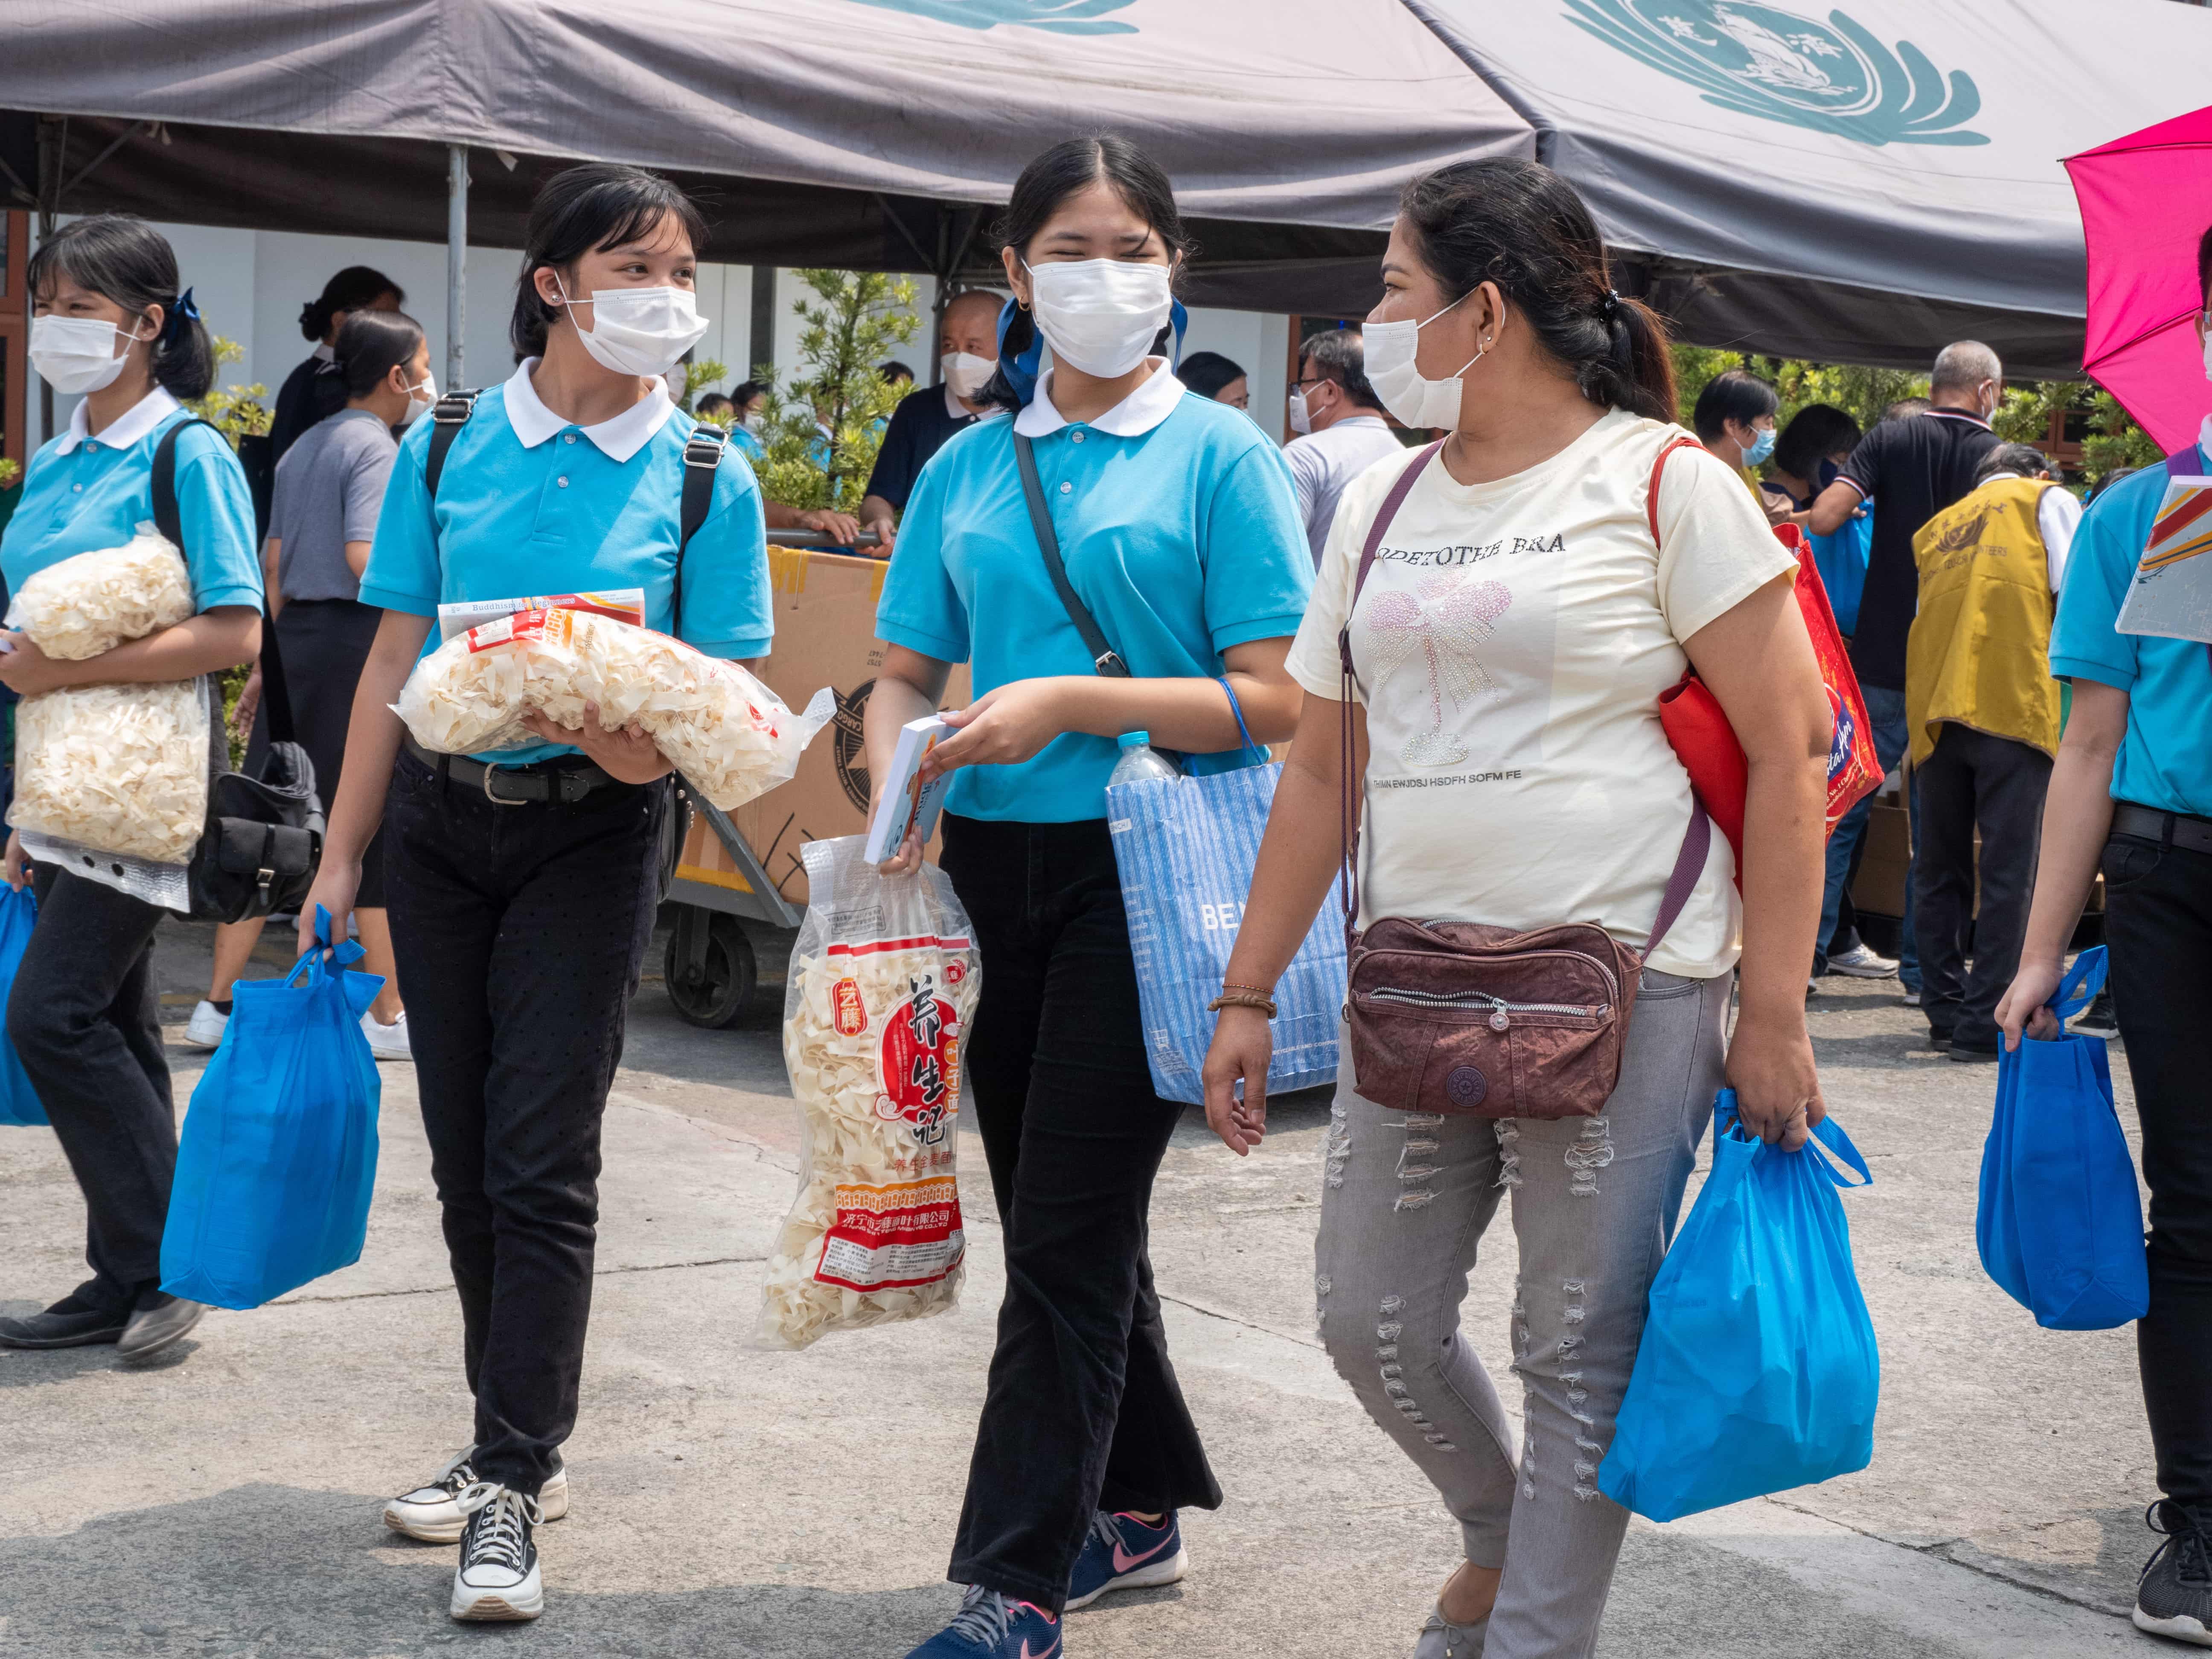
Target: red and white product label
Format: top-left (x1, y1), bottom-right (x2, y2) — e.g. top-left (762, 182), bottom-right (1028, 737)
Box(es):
top-left (815, 1176), bottom-right (965, 1291)
top-left (464, 608), bottom-right (569, 653)
top-left (873, 977), bottom-right (962, 1148)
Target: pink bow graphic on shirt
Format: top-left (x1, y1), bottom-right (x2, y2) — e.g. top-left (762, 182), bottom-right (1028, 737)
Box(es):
top-left (1362, 569), bottom-right (1513, 767)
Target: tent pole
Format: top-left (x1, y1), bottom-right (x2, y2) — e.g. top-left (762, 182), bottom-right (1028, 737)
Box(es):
top-left (446, 144), bottom-right (469, 392)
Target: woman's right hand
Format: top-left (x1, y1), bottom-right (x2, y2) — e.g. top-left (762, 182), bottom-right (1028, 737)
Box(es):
top-left (1202, 1004), bottom-right (1274, 1155)
top-left (3, 831), bottom-right (26, 892)
top-left (1996, 956), bottom-right (2064, 1051)
top-left (297, 863), bottom-right (361, 963)
top-left (865, 781), bottom-right (923, 877)
top-left (230, 666), bottom-right (263, 737)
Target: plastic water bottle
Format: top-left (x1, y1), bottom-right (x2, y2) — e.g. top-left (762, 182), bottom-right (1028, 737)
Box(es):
top-left (1109, 730), bottom-right (1181, 786)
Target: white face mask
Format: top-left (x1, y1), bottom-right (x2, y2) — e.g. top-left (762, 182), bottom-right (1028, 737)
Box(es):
top-left (2201, 312), bottom-right (2210, 384)
top-left (1288, 386), bottom-right (1318, 436)
top-left (1022, 258), bottom-right (1172, 379)
top-left (401, 369), bottom-right (437, 428)
top-left (742, 410), bottom-right (765, 435)
top-left (1364, 293), bottom-right (1481, 430)
top-left (29, 313), bottom-right (151, 395)
top-left (941, 350), bottom-right (997, 399)
top-left (553, 278), bottom-right (711, 378)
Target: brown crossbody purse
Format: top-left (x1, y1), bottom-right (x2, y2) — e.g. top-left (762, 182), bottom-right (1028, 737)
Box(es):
top-left (1336, 441), bottom-right (1711, 1121)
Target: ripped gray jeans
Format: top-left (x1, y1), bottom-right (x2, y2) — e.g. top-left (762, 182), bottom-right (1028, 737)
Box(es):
top-left (1314, 968), bottom-right (1728, 1659)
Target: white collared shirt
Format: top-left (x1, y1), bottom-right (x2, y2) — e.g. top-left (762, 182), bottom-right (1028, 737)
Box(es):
top-left (503, 357), bottom-right (676, 463)
top-left (1977, 470), bottom-right (2082, 593)
top-left (1014, 357), bottom-right (1185, 439)
top-left (52, 386), bottom-right (182, 456)
top-left (312, 341), bottom-right (336, 365)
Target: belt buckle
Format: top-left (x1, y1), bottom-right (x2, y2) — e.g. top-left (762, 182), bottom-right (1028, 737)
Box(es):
top-left (481, 765), bottom-right (529, 807)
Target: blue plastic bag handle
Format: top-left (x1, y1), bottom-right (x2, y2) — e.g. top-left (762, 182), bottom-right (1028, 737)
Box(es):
top-left (285, 904), bottom-right (367, 987)
top-left (1217, 675), bottom-right (1263, 760)
top-left (1714, 1089), bottom-right (1871, 1189)
top-left (2047, 946), bottom-right (2107, 1023)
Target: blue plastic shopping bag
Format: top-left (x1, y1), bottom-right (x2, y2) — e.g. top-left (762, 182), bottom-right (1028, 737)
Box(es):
top-left (161, 908), bottom-right (383, 1310)
top-left (1976, 948), bottom-right (2146, 1330)
top-left (0, 883), bottom-right (45, 1127)
top-left (1600, 1092), bottom-right (1880, 1521)
top-left (1106, 761), bottom-right (1346, 1103)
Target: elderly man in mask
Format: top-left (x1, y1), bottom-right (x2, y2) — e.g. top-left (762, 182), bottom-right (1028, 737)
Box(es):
top-left (859, 288), bottom-right (1005, 554)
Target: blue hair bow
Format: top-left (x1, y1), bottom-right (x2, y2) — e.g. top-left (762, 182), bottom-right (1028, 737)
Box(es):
top-left (161, 287), bottom-right (199, 341)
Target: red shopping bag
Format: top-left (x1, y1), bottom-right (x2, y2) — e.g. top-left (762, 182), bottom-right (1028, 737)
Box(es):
top-left (1648, 437), bottom-right (1882, 881)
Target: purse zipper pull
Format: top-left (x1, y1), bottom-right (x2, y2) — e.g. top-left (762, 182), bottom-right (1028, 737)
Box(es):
top-left (1489, 1002), bottom-right (1510, 1032)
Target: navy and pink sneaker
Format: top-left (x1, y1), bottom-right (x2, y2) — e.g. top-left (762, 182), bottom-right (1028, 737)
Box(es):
top-left (1064, 1510), bottom-right (1188, 1611)
top-left (906, 1587), bottom-right (1062, 1658)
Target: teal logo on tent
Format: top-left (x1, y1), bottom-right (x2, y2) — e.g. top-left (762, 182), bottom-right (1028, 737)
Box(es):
top-left (1566, 1), bottom-right (1987, 146)
top-left (845, 0), bottom-right (1136, 33)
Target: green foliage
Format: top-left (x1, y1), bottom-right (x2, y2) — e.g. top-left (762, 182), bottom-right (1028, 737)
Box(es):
top-left (1993, 381), bottom-right (2164, 488)
top-left (678, 357), bottom-right (728, 415)
top-left (183, 336), bottom-right (271, 448)
top-left (751, 270), bottom-right (920, 512)
top-left (0, 457), bottom-right (20, 491)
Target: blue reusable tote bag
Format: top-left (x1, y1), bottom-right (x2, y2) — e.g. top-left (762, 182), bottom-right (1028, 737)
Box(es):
top-left (0, 883), bottom-right (45, 1126)
top-left (161, 908), bottom-right (383, 1310)
top-left (1976, 948), bottom-right (2146, 1331)
top-left (1600, 1093), bottom-right (1880, 1522)
top-left (1107, 756), bottom-right (1347, 1105)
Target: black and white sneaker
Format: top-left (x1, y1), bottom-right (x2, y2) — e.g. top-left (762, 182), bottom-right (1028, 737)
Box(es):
top-left (450, 1483), bottom-right (544, 1622)
top-left (384, 1448), bottom-right (568, 1543)
top-left (2136, 1499), bottom-right (2212, 1646)
top-left (2072, 990), bottom-right (2120, 1041)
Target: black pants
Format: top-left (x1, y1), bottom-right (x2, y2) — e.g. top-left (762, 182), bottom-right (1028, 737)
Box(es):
top-left (249, 599), bottom-right (388, 905)
top-left (383, 749), bottom-right (666, 1495)
top-left (2102, 821), bottom-right (2212, 1510)
top-left (7, 867), bottom-right (173, 1313)
top-left (939, 814), bottom-right (1222, 1613)
top-left (1913, 724), bottom-right (2052, 1050)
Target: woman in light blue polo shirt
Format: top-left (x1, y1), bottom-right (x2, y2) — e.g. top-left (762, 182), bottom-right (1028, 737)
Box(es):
top-left (864, 137), bottom-right (1312, 1659)
top-left (1999, 225), bottom-right (2212, 1640)
top-left (297, 164), bottom-right (771, 1627)
top-left (0, 216), bottom-right (261, 1367)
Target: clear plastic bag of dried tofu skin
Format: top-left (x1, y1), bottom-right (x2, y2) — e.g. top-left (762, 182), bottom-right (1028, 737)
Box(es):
top-left (760, 835), bottom-right (982, 1350)
top-left (6, 525), bottom-right (194, 661)
top-left (9, 676), bottom-right (211, 867)
top-left (390, 608), bottom-right (558, 756)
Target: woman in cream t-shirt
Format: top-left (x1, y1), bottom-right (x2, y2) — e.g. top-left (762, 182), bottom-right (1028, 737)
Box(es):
top-left (1201, 157), bottom-right (1832, 1659)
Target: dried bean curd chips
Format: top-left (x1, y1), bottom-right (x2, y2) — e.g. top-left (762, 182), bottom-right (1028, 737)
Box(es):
top-left (761, 837), bottom-right (981, 1349)
top-left (6, 531), bottom-right (209, 865)
top-left (393, 608), bottom-right (831, 810)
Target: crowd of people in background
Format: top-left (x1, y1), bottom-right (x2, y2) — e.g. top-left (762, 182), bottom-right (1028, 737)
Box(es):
top-left (1, 125), bottom-right (2208, 1659)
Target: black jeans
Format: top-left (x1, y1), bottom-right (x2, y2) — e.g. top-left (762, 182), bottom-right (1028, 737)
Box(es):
top-left (1913, 724), bottom-right (2052, 1050)
top-left (2102, 821), bottom-right (2212, 1510)
top-left (939, 813), bottom-right (1222, 1612)
top-left (383, 750), bottom-right (667, 1495)
top-left (7, 867), bottom-right (173, 1313)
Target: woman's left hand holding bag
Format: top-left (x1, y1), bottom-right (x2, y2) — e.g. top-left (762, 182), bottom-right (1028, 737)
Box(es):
top-left (1725, 1011), bottom-right (1824, 1150)
top-left (520, 703), bottom-right (675, 785)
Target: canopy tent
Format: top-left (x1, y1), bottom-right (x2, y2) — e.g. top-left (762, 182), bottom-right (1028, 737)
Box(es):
top-left (1406, 0), bottom-right (2212, 380)
top-left (4, 0), bottom-right (2210, 383)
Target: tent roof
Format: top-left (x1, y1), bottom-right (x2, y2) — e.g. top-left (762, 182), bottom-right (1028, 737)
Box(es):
top-left (6, 0), bottom-right (2208, 377)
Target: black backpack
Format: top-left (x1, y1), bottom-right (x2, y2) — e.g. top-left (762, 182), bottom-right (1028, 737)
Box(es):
top-left (152, 419), bottom-right (326, 923)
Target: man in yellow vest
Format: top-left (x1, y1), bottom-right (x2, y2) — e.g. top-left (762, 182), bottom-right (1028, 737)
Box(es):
top-left (1906, 442), bottom-right (2083, 1059)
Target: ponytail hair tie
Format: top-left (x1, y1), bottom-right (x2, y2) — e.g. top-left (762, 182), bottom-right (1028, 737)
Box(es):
top-left (160, 287), bottom-right (199, 342)
top-left (1602, 288), bottom-right (1621, 322)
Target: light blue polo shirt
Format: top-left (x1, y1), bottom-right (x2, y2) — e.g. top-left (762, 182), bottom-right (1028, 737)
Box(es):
top-left (876, 361), bottom-right (1312, 823)
top-left (362, 361), bottom-right (774, 765)
top-left (1, 388), bottom-right (261, 615)
top-left (2049, 431), bottom-right (2212, 819)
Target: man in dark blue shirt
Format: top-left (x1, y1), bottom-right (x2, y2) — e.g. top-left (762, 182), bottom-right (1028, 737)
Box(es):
top-left (859, 290), bottom-right (1004, 553)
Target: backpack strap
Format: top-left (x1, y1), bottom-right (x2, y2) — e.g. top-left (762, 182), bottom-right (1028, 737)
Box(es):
top-left (424, 388), bottom-right (480, 505)
top-left (673, 423), bottom-right (725, 637)
top-left (153, 417), bottom-right (297, 747)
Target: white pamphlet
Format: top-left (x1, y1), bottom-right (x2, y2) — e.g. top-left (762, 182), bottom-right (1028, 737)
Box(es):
top-left (863, 715), bottom-right (955, 864)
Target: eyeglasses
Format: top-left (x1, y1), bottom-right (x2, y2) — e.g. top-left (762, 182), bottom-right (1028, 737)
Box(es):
top-left (1294, 376), bottom-right (1333, 390)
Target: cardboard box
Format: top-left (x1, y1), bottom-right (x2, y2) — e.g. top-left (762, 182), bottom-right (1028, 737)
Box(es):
top-left (674, 547), bottom-right (968, 910)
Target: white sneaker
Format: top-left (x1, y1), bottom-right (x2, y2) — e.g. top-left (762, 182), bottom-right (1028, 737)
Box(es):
top-left (1829, 942), bottom-right (1900, 979)
top-left (361, 1010), bottom-right (413, 1062)
top-left (449, 1483), bottom-right (543, 1622)
top-left (183, 1000), bottom-right (229, 1049)
top-left (384, 1448), bottom-right (569, 1543)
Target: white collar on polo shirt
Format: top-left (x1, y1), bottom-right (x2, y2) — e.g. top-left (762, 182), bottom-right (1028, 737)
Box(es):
top-left (1015, 357), bottom-right (1185, 439)
top-left (52, 386), bottom-right (181, 456)
top-left (504, 358), bottom-right (677, 462)
top-left (312, 342), bottom-right (336, 365)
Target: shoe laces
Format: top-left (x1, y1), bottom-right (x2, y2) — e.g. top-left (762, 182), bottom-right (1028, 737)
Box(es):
top-left (2147, 1500), bottom-right (2212, 1586)
top-left (1086, 1509), bottom-right (1124, 1554)
top-left (946, 1585), bottom-right (1033, 1646)
top-left (456, 1483), bottom-right (542, 1573)
top-left (431, 1451), bottom-right (478, 1497)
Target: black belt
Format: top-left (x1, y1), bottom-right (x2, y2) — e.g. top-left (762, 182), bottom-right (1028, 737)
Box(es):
top-left (2113, 802), bottom-right (2212, 857)
top-left (403, 734), bottom-right (621, 806)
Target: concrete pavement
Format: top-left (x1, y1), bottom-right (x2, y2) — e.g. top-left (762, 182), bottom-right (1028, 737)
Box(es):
top-left (0, 922), bottom-right (2166, 1656)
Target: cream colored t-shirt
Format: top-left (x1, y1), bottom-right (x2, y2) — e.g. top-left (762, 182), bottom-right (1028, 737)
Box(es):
top-left (1285, 408), bottom-right (1796, 978)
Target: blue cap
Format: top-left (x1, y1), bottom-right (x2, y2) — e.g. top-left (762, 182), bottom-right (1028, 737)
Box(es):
top-left (1119, 731), bottom-right (1150, 748)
